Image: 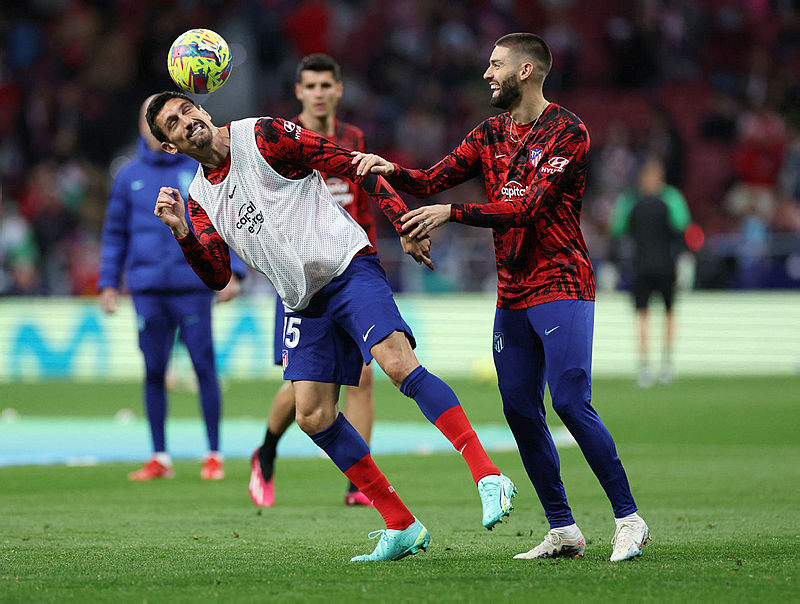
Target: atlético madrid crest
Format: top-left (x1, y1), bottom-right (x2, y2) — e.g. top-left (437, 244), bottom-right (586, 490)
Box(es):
top-left (493, 332), bottom-right (504, 353)
top-left (529, 147), bottom-right (543, 168)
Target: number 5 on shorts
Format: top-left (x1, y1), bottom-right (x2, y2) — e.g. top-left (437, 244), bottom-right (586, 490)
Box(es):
top-left (283, 316), bottom-right (301, 348)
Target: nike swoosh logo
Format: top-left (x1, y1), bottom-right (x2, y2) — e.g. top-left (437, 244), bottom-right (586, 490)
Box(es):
top-left (229, 185), bottom-right (237, 199)
top-left (459, 443), bottom-right (468, 455)
top-left (495, 154), bottom-right (507, 158)
top-left (544, 326), bottom-right (560, 335)
top-left (362, 325), bottom-right (376, 342)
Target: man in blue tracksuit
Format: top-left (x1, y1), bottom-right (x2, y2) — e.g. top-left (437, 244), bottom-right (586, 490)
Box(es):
top-left (99, 95), bottom-right (246, 481)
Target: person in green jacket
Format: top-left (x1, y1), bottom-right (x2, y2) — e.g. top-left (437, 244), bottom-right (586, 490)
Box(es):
top-left (609, 156), bottom-right (691, 387)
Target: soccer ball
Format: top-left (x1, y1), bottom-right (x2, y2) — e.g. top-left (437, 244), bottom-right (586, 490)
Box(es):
top-left (167, 28), bottom-right (232, 94)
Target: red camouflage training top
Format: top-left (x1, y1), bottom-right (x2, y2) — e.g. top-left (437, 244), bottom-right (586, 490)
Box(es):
top-left (388, 103), bottom-right (595, 309)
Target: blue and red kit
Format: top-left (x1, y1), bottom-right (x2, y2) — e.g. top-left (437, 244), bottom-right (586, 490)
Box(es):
top-left (175, 117), bottom-right (407, 291)
top-left (172, 116), bottom-right (502, 529)
top-left (387, 103), bottom-right (637, 526)
top-left (274, 117), bottom-right (378, 365)
top-left (388, 103), bottom-right (594, 310)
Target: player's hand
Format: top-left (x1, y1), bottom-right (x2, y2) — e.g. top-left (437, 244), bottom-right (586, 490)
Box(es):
top-left (154, 187), bottom-right (189, 238)
top-left (100, 287), bottom-right (119, 314)
top-left (351, 152), bottom-right (395, 177)
top-left (216, 274), bottom-right (242, 303)
top-left (401, 234), bottom-right (434, 270)
top-left (401, 204), bottom-right (451, 239)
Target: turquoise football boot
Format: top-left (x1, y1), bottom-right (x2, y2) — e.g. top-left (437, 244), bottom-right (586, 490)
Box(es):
top-left (478, 473), bottom-right (517, 530)
top-left (350, 517), bottom-right (430, 562)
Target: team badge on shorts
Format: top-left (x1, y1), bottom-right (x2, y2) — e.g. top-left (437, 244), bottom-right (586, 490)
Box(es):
top-left (493, 332), bottom-right (504, 353)
top-left (282, 349), bottom-right (289, 370)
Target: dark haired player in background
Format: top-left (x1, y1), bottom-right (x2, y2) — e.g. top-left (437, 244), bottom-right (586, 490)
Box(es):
top-left (147, 90), bottom-right (516, 561)
top-left (354, 32), bottom-right (651, 562)
top-left (249, 54), bottom-right (377, 509)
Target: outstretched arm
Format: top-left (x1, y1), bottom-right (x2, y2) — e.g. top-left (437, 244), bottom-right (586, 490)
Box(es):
top-left (403, 126), bottom-right (590, 233)
top-left (352, 126), bottom-right (484, 198)
top-left (259, 118), bottom-right (433, 269)
top-left (154, 187), bottom-right (232, 289)
top-left (260, 118), bottom-right (408, 230)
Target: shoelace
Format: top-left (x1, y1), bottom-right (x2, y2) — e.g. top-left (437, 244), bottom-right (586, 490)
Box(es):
top-left (611, 522), bottom-right (636, 546)
top-left (545, 531), bottom-right (563, 548)
top-left (367, 529), bottom-right (386, 541)
top-left (527, 530), bottom-right (564, 557)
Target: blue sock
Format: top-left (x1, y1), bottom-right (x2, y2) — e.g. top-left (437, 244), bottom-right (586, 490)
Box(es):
top-left (400, 366), bottom-right (460, 424)
top-left (310, 413), bottom-right (370, 473)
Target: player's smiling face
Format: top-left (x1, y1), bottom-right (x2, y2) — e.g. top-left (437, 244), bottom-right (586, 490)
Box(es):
top-left (484, 45), bottom-right (521, 110)
top-left (296, 70), bottom-right (342, 119)
top-left (157, 98), bottom-right (214, 153)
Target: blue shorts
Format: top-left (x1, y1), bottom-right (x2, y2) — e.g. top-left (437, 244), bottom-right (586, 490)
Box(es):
top-left (280, 255), bottom-right (414, 386)
top-left (273, 294), bottom-right (285, 366)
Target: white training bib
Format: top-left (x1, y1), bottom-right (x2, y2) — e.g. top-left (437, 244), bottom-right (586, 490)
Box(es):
top-left (188, 118), bottom-right (369, 310)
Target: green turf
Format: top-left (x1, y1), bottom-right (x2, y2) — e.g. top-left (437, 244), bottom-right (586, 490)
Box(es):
top-left (1, 376), bottom-right (798, 602)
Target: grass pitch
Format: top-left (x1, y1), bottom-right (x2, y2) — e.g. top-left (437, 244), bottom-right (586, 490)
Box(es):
top-left (1, 375), bottom-right (798, 602)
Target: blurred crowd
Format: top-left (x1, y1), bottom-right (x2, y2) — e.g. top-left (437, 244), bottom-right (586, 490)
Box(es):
top-left (1, 0), bottom-right (799, 295)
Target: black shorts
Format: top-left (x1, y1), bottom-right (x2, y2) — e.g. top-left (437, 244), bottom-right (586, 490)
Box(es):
top-left (632, 272), bottom-right (676, 311)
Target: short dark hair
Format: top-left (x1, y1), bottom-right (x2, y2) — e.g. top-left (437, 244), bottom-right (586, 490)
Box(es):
top-left (495, 33), bottom-right (552, 81)
top-left (146, 91), bottom-right (198, 143)
top-left (295, 53), bottom-right (342, 83)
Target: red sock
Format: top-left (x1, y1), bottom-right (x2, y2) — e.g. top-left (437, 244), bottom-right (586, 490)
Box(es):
top-left (434, 406), bottom-right (500, 483)
top-left (344, 455), bottom-right (414, 530)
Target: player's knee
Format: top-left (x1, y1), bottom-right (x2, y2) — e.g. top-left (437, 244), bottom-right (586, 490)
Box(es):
top-left (294, 409), bottom-right (318, 435)
top-left (502, 391), bottom-right (543, 422)
top-left (144, 368), bottom-right (167, 385)
top-left (551, 368), bottom-right (591, 418)
top-left (502, 401), bottom-right (524, 423)
top-left (294, 403), bottom-right (336, 435)
top-left (379, 356), bottom-right (413, 386)
top-left (372, 331), bottom-right (418, 385)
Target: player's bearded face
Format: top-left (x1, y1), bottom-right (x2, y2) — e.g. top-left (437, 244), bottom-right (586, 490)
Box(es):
top-left (178, 113), bottom-right (212, 149)
top-left (485, 46), bottom-right (522, 110)
top-left (158, 99), bottom-right (213, 151)
top-left (490, 73), bottom-right (522, 109)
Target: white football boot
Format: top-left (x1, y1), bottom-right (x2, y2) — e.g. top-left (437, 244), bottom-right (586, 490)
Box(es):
top-left (610, 514), bottom-right (652, 561)
top-left (514, 524), bottom-right (586, 559)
